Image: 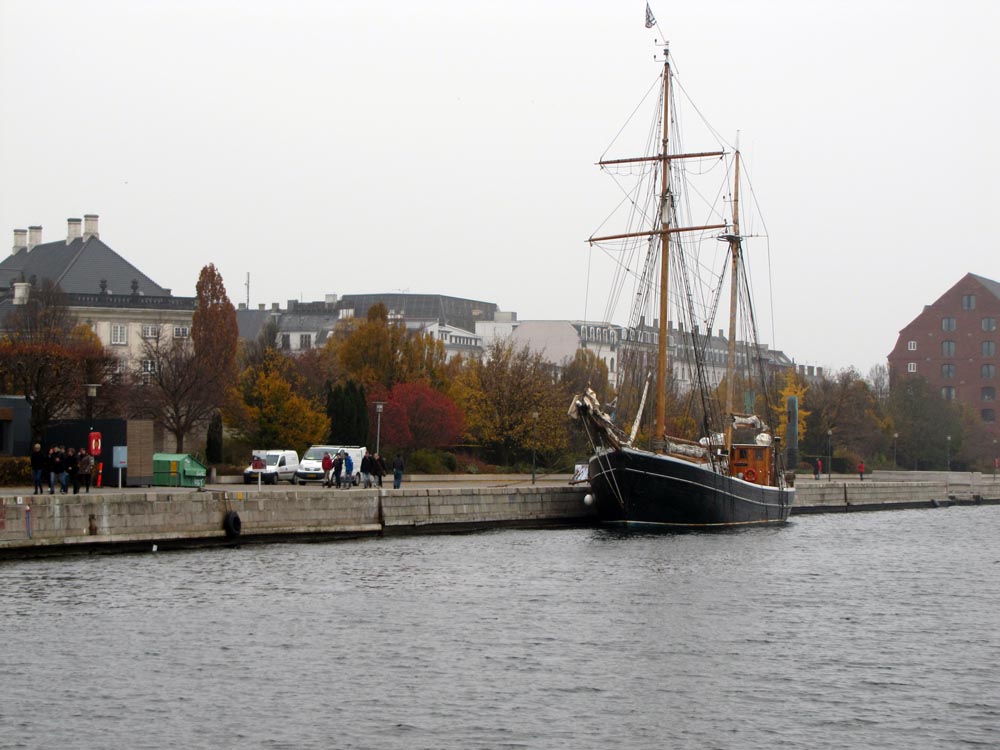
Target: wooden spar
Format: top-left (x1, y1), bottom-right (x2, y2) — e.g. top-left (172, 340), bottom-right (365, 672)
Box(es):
top-left (589, 223), bottom-right (726, 244)
top-left (724, 151), bottom-right (742, 454)
top-left (655, 53), bottom-right (671, 448)
top-left (599, 151), bottom-right (725, 167)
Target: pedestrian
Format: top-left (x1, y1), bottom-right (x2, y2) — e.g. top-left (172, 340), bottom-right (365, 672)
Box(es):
top-left (78, 448), bottom-right (93, 493)
top-left (858, 460), bottom-right (865, 481)
top-left (333, 451), bottom-right (344, 488)
top-left (360, 449), bottom-right (373, 488)
top-left (47, 446), bottom-right (58, 494)
top-left (66, 447), bottom-right (80, 494)
top-left (321, 451), bottom-right (334, 487)
top-left (816, 458), bottom-right (822, 480)
top-left (343, 452), bottom-right (354, 488)
top-left (30, 443), bottom-right (45, 495)
top-left (374, 452), bottom-right (387, 487)
top-left (393, 453), bottom-right (405, 489)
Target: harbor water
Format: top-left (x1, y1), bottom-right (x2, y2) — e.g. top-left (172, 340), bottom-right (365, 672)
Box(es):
top-left (2, 505), bottom-right (998, 749)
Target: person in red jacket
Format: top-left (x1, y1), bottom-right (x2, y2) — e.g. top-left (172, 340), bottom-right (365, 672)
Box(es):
top-left (858, 460), bottom-right (865, 481)
top-left (321, 452), bottom-right (334, 487)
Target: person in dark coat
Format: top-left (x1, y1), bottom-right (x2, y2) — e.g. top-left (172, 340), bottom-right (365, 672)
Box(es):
top-left (78, 448), bottom-right (94, 493)
top-left (360, 450), bottom-right (374, 488)
top-left (373, 453), bottom-right (387, 487)
top-left (30, 443), bottom-right (46, 495)
top-left (66, 447), bottom-right (80, 494)
top-left (332, 452), bottom-right (344, 488)
top-left (392, 454), bottom-right (405, 489)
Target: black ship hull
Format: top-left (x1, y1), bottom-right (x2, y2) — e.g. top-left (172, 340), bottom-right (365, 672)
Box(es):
top-left (588, 447), bottom-right (793, 529)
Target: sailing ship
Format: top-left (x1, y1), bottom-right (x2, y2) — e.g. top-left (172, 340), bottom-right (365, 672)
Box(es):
top-left (569, 30), bottom-right (794, 529)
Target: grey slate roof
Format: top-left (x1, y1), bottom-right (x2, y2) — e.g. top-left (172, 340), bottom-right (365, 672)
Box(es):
top-left (338, 293), bottom-right (498, 333)
top-left (0, 236), bottom-right (170, 297)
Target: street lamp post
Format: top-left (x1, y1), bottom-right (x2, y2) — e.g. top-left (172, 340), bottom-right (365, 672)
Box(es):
top-left (993, 438), bottom-right (997, 482)
top-left (84, 383), bottom-right (101, 426)
top-left (374, 402), bottom-right (385, 454)
top-left (893, 432), bottom-right (898, 469)
top-left (946, 435), bottom-right (951, 472)
top-left (531, 411), bottom-right (539, 485)
top-left (827, 429), bottom-right (832, 480)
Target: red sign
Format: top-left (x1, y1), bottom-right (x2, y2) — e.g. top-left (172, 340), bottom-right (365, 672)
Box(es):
top-left (88, 431), bottom-right (102, 456)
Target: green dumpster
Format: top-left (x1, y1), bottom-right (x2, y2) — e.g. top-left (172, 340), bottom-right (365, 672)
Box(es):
top-left (152, 453), bottom-right (208, 488)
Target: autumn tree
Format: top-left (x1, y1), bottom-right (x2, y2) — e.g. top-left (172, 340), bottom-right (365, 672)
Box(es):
top-left (559, 349), bottom-right (610, 405)
top-left (0, 281), bottom-right (113, 441)
top-left (455, 338), bottom-right (568, 465)
top-left (226, 348), bottom-right (326, 450)
top-left (378, 381), bottom-right (464, 454)
top-left (339, 304), bottom-right (447, 390)
top-left (191, 264), bottom-right (239, 407)
top-left (138, 329), bottom-right (216, 452)
top-left (887, 376), bottom-right (963, 470)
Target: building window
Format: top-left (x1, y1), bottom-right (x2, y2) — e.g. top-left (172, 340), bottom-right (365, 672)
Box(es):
top-left (982, 409), bottom-right (996, 423)
top-left (941, 340), bottom-right (956, 357)
top-left (941, 363), bottom-right (955, 379)
top-left (111, 324), bottom-right (128, 345)
top-left (140, 359), bottom-right (156, 385)
top-left (907, 362), bottom-right (917, 373)
top-left (299, 334), bottom-right (312, 350)
top-left (983, 364), bottom-right (997, 379)
top-left (982, 387), bottom-right (996, 401)
top-left (983, 317), bottom-right (997, 332)
top-left (110, 358), bottom-right (126, 385)
top-left (141, 324), bottom-right (159, 339)
top-left (174, 326), bottom-right (190, 338)
top-left (983, 341), bottom-right (997, 357)
top-left (280, 334), bottom-right (290, 350)
top-left (907, 340), bottom-right (917, 351)
top-left (941, 386), bottom-right (955, 400)
top-left (962, 294), bottom-right (976, 310)
top-left (941, 317), bottom-right (956, 332)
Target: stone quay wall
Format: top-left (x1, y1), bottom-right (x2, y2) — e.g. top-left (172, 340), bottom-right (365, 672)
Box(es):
top-left (0, 485), bottom-right (595, 556)
top-left (2, 477), bottom-right (998, 557)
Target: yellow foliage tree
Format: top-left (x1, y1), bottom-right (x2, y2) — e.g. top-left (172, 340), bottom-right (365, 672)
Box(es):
top-left (776, 369), bottom-right (810, 444)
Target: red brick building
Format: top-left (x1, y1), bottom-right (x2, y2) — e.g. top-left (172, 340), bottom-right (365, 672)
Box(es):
top-left (888, 273), bottom-right (999, 445)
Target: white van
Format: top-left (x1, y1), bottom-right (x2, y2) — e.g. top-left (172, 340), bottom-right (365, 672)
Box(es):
top-left (243, 449), bottom-right (300, 484)
top-left (296, 445), bottom-right (366, 486)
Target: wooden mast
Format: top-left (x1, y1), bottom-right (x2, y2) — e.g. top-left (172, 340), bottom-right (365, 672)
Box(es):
top-left (654, 50), bottom-right (671, 449)
top-left (724, 151), bottom-right (742, 452)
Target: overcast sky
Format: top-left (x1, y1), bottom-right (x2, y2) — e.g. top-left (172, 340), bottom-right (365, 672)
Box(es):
top-left (2, 0), bottom-right (997, 375)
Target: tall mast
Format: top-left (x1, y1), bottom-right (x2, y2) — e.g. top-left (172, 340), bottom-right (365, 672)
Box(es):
top-left (724, 151), bottom-right (742, 450)
top-left (654, 50), bottom-right (671, 448)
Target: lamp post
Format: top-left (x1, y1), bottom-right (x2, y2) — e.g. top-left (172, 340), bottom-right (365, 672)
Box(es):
top-left (893, 432), bottom-right (898, 469)
top-left (827, 429), bottom-right (832, 480)
top-left (84, 383), bottom-right (100, 426)
top-left (531, 411), bottom-right (539, 485)
top-left (946, 435), bottom-right (951, 472)
top-left (994, 438), bottom-right (997, 481)
top-left (374, 402), bottom-right (385, 454)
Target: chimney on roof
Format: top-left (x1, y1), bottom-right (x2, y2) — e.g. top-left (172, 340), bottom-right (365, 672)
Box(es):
top-left (67, 218), bottom-right (82, 243)
top-left (12, 229), bottom-right (27, 255)
top-left (28, 226), bottom-right (42, 249)
top-left (83, 214), bottom-right (99, 240)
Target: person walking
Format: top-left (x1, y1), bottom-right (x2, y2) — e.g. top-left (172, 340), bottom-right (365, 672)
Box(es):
top-left (374, 453), bottom-right (387, 488)
top-left (332, 452), bottom-right (344, 488)
top-left (78, 448), bottom-right (93, 493)
top-left (392, 454), bottom-right (405, 489)
top-left (66, 447), bottom-right (80, 494)
top-left (816, 458), bottom-right (822, 480)
top-left (47, 446), bottom-right (58, 494)
top-left (858, 460), bottom-right (865, 481)
top-left (321, 451), bottom-right (334, 487)
top-left (360, 450), bottom-right (373, 489)
top-left (343, 452), bottom-right (354, 488)
top-left (30, 443), bottom-right (46, 495)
